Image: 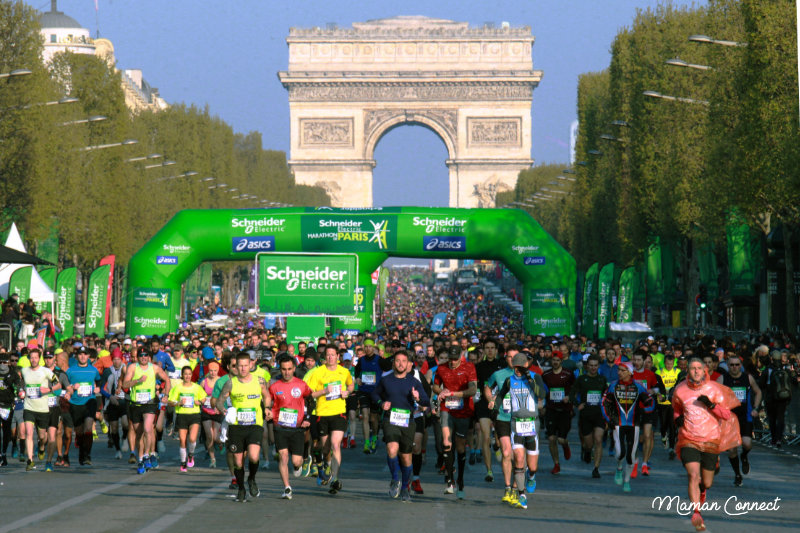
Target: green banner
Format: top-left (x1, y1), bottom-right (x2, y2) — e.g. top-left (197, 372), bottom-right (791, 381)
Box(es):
top-left (130, 287), bottom-right (172, 335)
top-left (301, 214), bottom-right (398, 252)
top-left (287, 316), bottom-right (327, 351)
top-left (36, 221), bottom-right (59, 266)
top-left (697, 245), bottom-right (719, 298)
top-left (56, 268), bottom-right (77, 339)
top-left (526, 287), bottom-right (571, 335)
top-left (38, 267), bottom-right (56, 291)
top-left (581, 263), bottom-right (598, 338)
top-left (597, 263), bottom-right (615, 339)
top-left (258, 254), bottom-right (357, 316)
top-left (85, 265), bottom-right (110, 337)
top-left (8, 266), bottom-right (32, 302)
top-left (727, 219), bottom-right (757, 297)
top-left (647, 238), bottom-right (664, 307)
top-left (617, 266), bottom-right (635, 323)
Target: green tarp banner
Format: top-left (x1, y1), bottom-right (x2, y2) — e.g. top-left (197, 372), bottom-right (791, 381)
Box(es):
top-left (85, 265), bottom-right (110, 337)
top-left (56, 268), bottom-right (77, 339)
top-left (697, 245), bottom-right (719, 298)
top-left (38, 267), bottom-right (56, 291)
top-left (127, 208), bottom-right (577, 336)
top-left (647, 238), bottom-right (664, 307)
top-left (8, 266), bottom-right (32, 302)
top-left (661, 241), bottom-right (677, 305)
top-left (597, 263), bottom-right (614, 339)
top-left (287, 316), bottom-right (327, 351)
top-left (727, 220), bottom-right (757, 297)
top-left (581, 262), bottom-right (599, 338)
top-left (617, 266), bottom-right (636, 323)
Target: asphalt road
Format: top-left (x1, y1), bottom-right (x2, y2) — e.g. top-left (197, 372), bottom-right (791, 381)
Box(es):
top-left (1, 426), bottom-right (798, 533)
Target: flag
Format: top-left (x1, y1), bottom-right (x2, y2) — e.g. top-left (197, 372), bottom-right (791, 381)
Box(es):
top-left (99, 255), bottom-right (115, 328)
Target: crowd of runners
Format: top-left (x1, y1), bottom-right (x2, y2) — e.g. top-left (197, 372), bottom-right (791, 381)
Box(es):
top-left (0, 268), bottom-right (797, 531)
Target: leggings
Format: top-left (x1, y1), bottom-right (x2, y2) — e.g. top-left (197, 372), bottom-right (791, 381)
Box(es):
top-left (0, 409), bottom-right (12, 455)
top-left (614, 425), bottom-right (639, 465)
top-left (658, 404), bottom-right (676, 448)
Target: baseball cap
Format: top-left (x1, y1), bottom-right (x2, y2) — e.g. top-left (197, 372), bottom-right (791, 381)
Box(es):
top-left (363, 339), bottom-right (375, 346)
top-left (551, 350), bottom-right (564, 360)
top-left (342, 353), bottom-right (353, 362)
top-left (110, 348), bottom-right (123, 360)
top-left (447, 345), bottom-right (461, 360)
top-left (123, 339), bottom-right (132, 345)
top-left (43, 352), bottom-right (55, 359)
top-left (511, 353), bottom-right (528, 367)
top-left (619, 362), bottom-right (634, 373)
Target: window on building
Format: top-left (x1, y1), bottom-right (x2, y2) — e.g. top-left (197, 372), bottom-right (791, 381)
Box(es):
top-left (50, 34), bottom-right (56, 43)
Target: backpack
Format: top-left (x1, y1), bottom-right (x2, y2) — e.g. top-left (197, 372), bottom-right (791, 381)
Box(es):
top-left (771, 368), bottom-right (792, 401)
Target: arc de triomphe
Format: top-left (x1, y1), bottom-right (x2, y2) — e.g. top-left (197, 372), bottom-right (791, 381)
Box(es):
top-left (278, 16), bottom-right (542, 208)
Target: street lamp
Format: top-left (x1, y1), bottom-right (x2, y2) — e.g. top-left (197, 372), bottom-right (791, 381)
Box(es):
top-left (688, 34), bottom-right (747, 47)
top-left (587, 149), bottom-right (603, 156)
top-left (125, 153), bottom-right (162, 164)
top-left (557, 175), bottom-right (576, 182)
top-left (59, 115), bottom-right (107, 126)
top-left (666, 58), bottom-right (713, 71)
top-left (599, 134), bottom-right (623, 142)
top-left (144, 160), bottom-right (176, 170)
top-left (78, 138), bottom-right (137, 152)
top-left (610, 120), bottom-right (630, 127)
top-left (0, 68), bottom-right (32, 79)
top-left (643, 90), bottom-right (709, 106)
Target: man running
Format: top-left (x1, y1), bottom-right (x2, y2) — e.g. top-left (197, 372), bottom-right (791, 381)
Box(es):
top-left (307, 345), bottom-right (354, 495)
top-left (493, 353), bottom-right (546, 510)
top-left (372, 350), bottom-right (430, 502)
top-left (432, 345), bottom-right (477, 499)
top-left (216, 351), bottom-right (272, 502)
top-left (42, 352), bottom-right (67, 470)
top-left (269, 354), bottom-right (313, 500)
top-left (571, 354), bottom-right (607, 478)
top-left (0, 352), bottom-right (22, 466)
top-left (101, 349), bottom-right (129, 460)
top-left (673, 357), bottom-right (740, 531)
top-left (718, 355), bottom-right (761, 487)
top-left (486, 347), bottom-right (517, 504)
top-left (657, 354), bottom-right (681, 460)
top-left (20, 349), bottom-right (60, 471)
top-left (354, 340), bottom-right (382, 454)
top-left (475, 339), bottom-right (503, 482)
top-left (631, 351), bottom-right (661, 477)
top-left (541, 351), bottom-right (574, 474)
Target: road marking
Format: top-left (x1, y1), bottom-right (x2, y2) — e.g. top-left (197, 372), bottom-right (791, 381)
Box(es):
top-left (0, 473), bottom-right (143, 533)
top-left (135, 480), bottom-right (230, 533)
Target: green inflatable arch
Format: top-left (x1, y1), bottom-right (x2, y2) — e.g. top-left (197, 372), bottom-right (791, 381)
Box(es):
top-left (126, 207), bottom-right (576, 336)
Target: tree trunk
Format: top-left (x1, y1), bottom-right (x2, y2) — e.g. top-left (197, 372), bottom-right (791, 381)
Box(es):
top-left (784, 224), bottom-right (796, 334)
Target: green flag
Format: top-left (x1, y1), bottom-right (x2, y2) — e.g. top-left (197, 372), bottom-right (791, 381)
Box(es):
top-left (617, 267), bottom-right (636, 323)
top-left (56, 268), bottom-right (77, 339)
top-left (697, 245), bottom-right (719, 299)
top-left (85, 265), bottom-right (111, 337)
top-left (582, 263), bottom-right (599, 338)
top-left (597, 263), bottom-right (615, 339)
top-left (8, 266), bottom-right (33, 302)
top-left (647, 238), bottom-right (664, 307)
top-left (727, 220), bottom-right (757, 297)
top-left (38, 267), bottom-right (56, 291)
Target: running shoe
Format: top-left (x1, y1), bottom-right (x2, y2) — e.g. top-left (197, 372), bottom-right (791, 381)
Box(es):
top-left (608, 446), bottom-right (615, 457)
top-left (92, 429), bottom-right (98, 440)
top-left (229, 478), bottom-right (238, 490)
top-left (468, 451), bottom-right (476, 465)
top-left (363, 441), bottom-right (371, 454)
top-left (54, 456), bottom-right (64, 467)
top-left (180, 463), bottom-right (187, 473)
top-left (121, 440), bottom-right (129, 453)
top-left (324, 463), bottom-right (332, 478)
top-left (301, 457), bottom-right (311, 477)
top-left (592, 467), bottom-right (601, 479)
top-left (236, 487), bottom-right (247, 502)
top-left (63, 456), bottom-right (70, 467)
top-left (508, 489), bottom-right (519, 507)
top-left (26, 459), bottom-right (35, 471)
top-left (515, 494), bottom-right (528, 509)
top-left (10, 446), bottom-right (17, 458)
top-left (128, 453), bottom-right (137, 464)
top-left (0, 454), bottom-right (7, 467)
top-left (485, 469), bottom-right (493, 482)
top-left (411, 479), bottom-right (424, 494)
top-left (293, 466), bottom-right (302, 478)
top-left (669, 450), bottom-right (676, 460)
top-left (526, 475), bottom-right (536, 494)
top-left (389, 479), bottom-right (401, 499)
top-left (137, 461), bottom-right (146, 474)
top-left (562, 442), bottom-right (571, 460)
top-left (456, 489), bottom-right (465, 500)
top-left (115, 451), bottom-right (122, 460)
top-left (248, 478), bottom-right (260, 497)
top-left (317, 469), bottom-right (330, 486)
top-left (641, 463), bottom-right (650, 476)
top-left (495, 448), bottom-right (502, 462)
top-left (349, 437), bottom-right (356, 448)
top-left (444, 482), bottom-right (455, 494)
top-left (100, 420), bottom-right (109, 434)
top-left (615, 469), bottom-right (623, 486)
top-left (370, 436), bottom-right (378, 454)
top-left (691, 511), bottom-right (705, 531)
top-left (19, 451), bottom-right (26, 461)
top-left (37, 449), bottom-right (45, 460)
top-left (83, 456), bottom-right (92, 466)
top-left (400, 487), bottom-right (411, 503)
top-left (662, 435), bottom-right (668, 448)
top-left (45, 462), bottom-right (53, 472)
top-left (144, 456), bottom-right (152, 470)
top-left (150, 454), bottom-right (159, 469)
top-left (310, 463), bottom-right (319, 477)
top-left (623, 481), bottom-right (631, 493)
top-left (282, 487), bottom-right (293, 500)
top-left (502, 487), bottom-right (513, 503)
top-left (741, 455), bottom-right (750, 475)
top-left (734, 475), bottom-right (743, 487)
top-left (329, 479), bottom-right (342, 494)
top-left (630, 462), bottom-right (638, 479)
top-left (187, 455), bottom-right (195, 468)
top-left (582, 449), bottom-right (591, 463)
top-left (209, 458), bottom-right (217, 469)
top-left (551, 464), bottom-right (560, 475)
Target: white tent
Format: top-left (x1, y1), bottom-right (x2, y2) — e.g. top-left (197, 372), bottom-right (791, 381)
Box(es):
top-left (0, 223), bottom-right (28, 298)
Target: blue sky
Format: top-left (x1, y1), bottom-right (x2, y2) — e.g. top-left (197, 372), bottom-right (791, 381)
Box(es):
top-left (37, 0), bottom-right (704, 207)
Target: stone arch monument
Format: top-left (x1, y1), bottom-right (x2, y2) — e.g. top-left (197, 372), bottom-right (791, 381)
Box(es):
top-left (278, 16), bottom-right (542, 207)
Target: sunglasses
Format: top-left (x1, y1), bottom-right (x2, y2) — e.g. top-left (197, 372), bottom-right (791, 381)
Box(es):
top-left (729, 363), bottom-right (741, 367)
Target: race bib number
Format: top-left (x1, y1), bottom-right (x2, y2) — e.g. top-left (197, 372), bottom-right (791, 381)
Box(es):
top-left (135, 391), bottom-right (152, 403)
top-left (325, 381), bottom-right (342, 401)
top-left (77, 383), bottom-right (92, 397)
top-left (361, 373), bottom-right (376, 386)
top-left (47, 396), bottom-right (58, 407)
top-left (203, 397), bottom-right (212, 408)
top-left (179, 394), bottom-right (195, 408)
top-left (116, 389), bottom-right (126, 399)
top-left (444, 397), bottom-right (463, 410)
top-left (237, 408), bottom-right (257, 426)
top-left (168, 370), bottom-right (181, 380)
top-left (502, 397), bottom-right (512, 412)
top-left (0, 407), bottom-right (9, 420)
top-left (25, 385), bottom-right (41, 399)
top-left (278, 408), bottom-right (299, 428)
top-left (474, 390), bottom-right (481, 402)
top-left (515, 418), bottom-right (536, 437)
top-left (733, 387), bottom-right (746, 402)
top-left (586, 391), bottom-right (602, 406)
top-left (389, 408), bottom-right (411, 428)
top-left (549, 388), bottom-right (564, 402)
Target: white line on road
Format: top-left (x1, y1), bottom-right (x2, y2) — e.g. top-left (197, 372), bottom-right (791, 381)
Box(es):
top-left (135, 480), bottom-right (230, 533)
top-left (0, 473), bottom-right (143, 533)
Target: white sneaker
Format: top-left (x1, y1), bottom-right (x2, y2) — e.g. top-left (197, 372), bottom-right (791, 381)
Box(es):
top-left (115, 451), bottom-right (122, 460)
top-left (293, 467), bottom-right (302, 478)
top-left (281, 487), bottom-right (293, 500)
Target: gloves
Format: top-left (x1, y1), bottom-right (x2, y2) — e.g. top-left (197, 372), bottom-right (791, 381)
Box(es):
top-left (675, 415), bottom-right (685, 428)
top-left (697, 395), bottom-right (715, 409)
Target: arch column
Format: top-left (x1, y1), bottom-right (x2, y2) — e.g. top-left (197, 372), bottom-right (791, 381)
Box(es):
top-left (289, 158), bottom-right (375, 208)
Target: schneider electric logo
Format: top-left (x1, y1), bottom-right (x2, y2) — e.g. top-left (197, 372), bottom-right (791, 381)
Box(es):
top-left (265, 265), bottom-right (348, 292)
top-left (423, 236), bottom-right (466, 252)
top-left (513, 244), bottom-right (540, 255)
top-left (162, 244), bottom-right (191, 255)
top-left (231, 217), bottom-right (286, 235)
top-left (232, 236), bottom-right (275, 253)
top-left (134, 316), bottom-right (168, 328)
top-left (412, 216), bottom-right (467, 234)
top-left (316, 219), bottom-right (390, 249)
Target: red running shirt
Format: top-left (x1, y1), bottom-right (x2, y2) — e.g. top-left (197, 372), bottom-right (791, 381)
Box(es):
top-left (434, 361), bottom-right (477, 419)
top-left (269, 377), bottom-right (312, 429)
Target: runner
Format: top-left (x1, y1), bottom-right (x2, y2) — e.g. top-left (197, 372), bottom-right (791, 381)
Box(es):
top-left (269, 354), bottom-right (313, 500)
top-left (657, 354), bottom-right (681, 460)
top-left (199, 360), bottom-right (223, 468)
top-left (601, 362), bottom-right (654, 492)
top-left (354, 340), bottom-right (382, 454)
top-left (673, 357), bottom-right (740, 531)
top-left (541, 351), bottom-right (575, 475)
top-left (570, 354), bottom-right (607, 478)
top-left (475, 339), bottom-right (503, 482)
top-left (42, 352), bottom-right (67, 470)
top-left (306, 345), bottom-right (354, 495)
top-left (123, 348), bottom-right (171, 474)
top-left (486, 347), bottom-right (517, 504)
top-left (631, 351), bottom-right (661, 477)
top-left (20, 349), bottom-right (60, 471)
top-left (167, 365), bottom-right (207, 472)
top-left (0, 351), bottom-right (22, 466)
top-left (718, 354), bottom-right (761, 487)
top-left (65, 347), bottom-right (102, 466)
top-left (371, 350), bottom-right (430, 502)
top-left (100, 349), bottom-right (128, 460)
top-left (216, 351), bottom-right (272, 502)
top-left (432, 344), bottom-right (478, 499)
top-left (493, 353), bottom-right (546, 510)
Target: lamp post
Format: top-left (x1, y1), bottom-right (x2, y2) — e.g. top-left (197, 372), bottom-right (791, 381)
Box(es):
top-left (666, 58), bottom-right (713, 71)
top-left (59, 115), bottom-right (107, 126)
top-left (688, 34), bottom-right (747, 47)
top-left (125, 153), bottom-right (162, 164)
top-left (643, 90), bottom-right (709, 106)
top-left (144, 160), bottom-right (175, 170)
top-left (0, 68), bottom-right (32, 80)
top-left (78, 138), bottom-right (137, 152)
